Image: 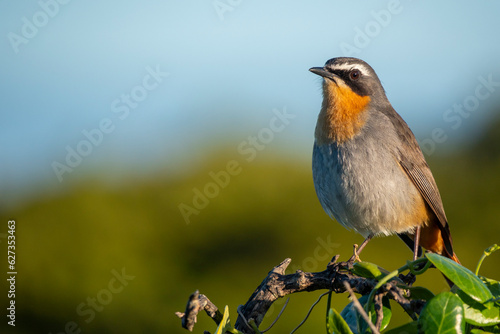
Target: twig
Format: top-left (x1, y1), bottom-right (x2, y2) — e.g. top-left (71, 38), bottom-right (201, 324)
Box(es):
top-left (383, 281), bottom-right (418, 320)
top-left (373, 293), bottom-right (385, 331)
top-left (237, 305), bottom-right (252, 331)
top-left (343, 281), bottom-right (380, 334)
top-left (261, 298), bottom-right (289, 333)
top-left (289, 291), bottom-right (331, 334)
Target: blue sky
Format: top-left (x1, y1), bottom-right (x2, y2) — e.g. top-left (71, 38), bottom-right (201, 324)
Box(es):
top-left (1, 1), bottom-right (500, 208)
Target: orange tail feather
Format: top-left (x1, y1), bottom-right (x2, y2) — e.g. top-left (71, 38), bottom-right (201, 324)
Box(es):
top-left (419, 223), bottom-right (460, 286)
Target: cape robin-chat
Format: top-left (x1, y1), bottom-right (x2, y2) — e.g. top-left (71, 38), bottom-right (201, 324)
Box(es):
top-left (310, 57), bottom-right (459, 264)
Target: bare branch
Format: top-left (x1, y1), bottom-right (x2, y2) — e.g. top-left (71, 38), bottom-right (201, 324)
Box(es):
top-left (176, 254), bottom-right (426, 334)
top-left (343, 281), bottom-right (380, 334)
top-left (373, 292), bottom-right (385, 331)
top-left (176, 290), bottom-right (223, 331)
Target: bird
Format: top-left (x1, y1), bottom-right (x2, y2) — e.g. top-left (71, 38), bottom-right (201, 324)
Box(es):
top-left (309, 57), bottom-right (460, 265)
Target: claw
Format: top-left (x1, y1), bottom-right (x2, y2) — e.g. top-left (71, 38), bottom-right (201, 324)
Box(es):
top-left (348, 244), bottom-right (362, 263)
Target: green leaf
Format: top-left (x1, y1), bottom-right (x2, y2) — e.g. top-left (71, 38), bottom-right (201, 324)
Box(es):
top-left (426, 253), bottom-right (494, 303)
top-left (327, 308), bottom-right (354, 334)
top-left (352, 262), bottom-right (387, 280)
top-left (360, 298), bottom-right (392, 333)
top-left (407, 286), bottom-right (435, 301)
top-left (385, 321), bottom-right (418, 334)
top-left (381, 297), bottom-right (393, 330)
top-left (480, 324), bottom-right (500, 333)
top-left (471, 325), bottom-right (500, 334)
top-left (481, 277), bottom-right (500, 298)
top-left (340, 299), bottom-right (360, 334)
top-left (215, 305), bottom-right (231, 334)
top-left (418, 291), bottom-right (465, 334)
top-left (456, 289), bottom-right (500, 326)
top-left (326, 291), bottom-right (333, 334)
top-left (340, 295), bottom-right (391, 333)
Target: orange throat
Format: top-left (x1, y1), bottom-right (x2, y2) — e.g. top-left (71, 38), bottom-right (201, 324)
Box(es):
top-left (315, 80), bottom-right (371, 145)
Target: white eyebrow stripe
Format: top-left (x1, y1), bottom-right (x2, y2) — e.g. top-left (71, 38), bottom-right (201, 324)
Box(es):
top-left (330, 63), bottom-right (371, 76)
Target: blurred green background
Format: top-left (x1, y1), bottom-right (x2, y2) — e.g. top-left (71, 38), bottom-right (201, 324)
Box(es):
top-left (2, 1), bottom-right (500, 333)
top-left (2, 118), bottom-right (500, 333)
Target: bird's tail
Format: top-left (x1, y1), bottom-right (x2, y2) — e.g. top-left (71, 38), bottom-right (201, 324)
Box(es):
top-left (419, 224), bottom-right (460, 287)
top-left (449, 252), bottom-right (460, 264)
top-left (419, 224), bottom-right (460, 262)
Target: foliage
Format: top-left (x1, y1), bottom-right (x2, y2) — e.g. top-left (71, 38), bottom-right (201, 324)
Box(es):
top-left (200, 245), bottom-right (500, 334)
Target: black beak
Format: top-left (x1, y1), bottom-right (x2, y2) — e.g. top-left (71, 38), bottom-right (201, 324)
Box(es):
top-left (309, 67), bottom-right (337, 82)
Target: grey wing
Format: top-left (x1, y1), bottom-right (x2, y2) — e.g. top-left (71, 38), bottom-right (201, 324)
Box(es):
top-left (383, 108), bottom-right (454, 256)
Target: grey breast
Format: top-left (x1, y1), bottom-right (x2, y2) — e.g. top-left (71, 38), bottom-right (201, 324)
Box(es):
top-left (312, 111), bottom-right (421, 237)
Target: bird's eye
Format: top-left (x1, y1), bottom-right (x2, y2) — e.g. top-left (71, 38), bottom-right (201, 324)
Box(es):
top-left (349, 69), bottom-right (361, 81)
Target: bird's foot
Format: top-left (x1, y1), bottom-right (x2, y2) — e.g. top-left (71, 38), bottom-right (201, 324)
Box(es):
top-left (348, 244), bottom-right (362, 264)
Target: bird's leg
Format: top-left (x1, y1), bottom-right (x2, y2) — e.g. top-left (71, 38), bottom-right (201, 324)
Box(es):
top-left (413, 225), bottom-right (421, 261)
top-left (399, 226), bottom-right (422, 286)
top-left (348, 234), bottom-right (373, 263)
top-left (356, 234), bottom-right (373, 255)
